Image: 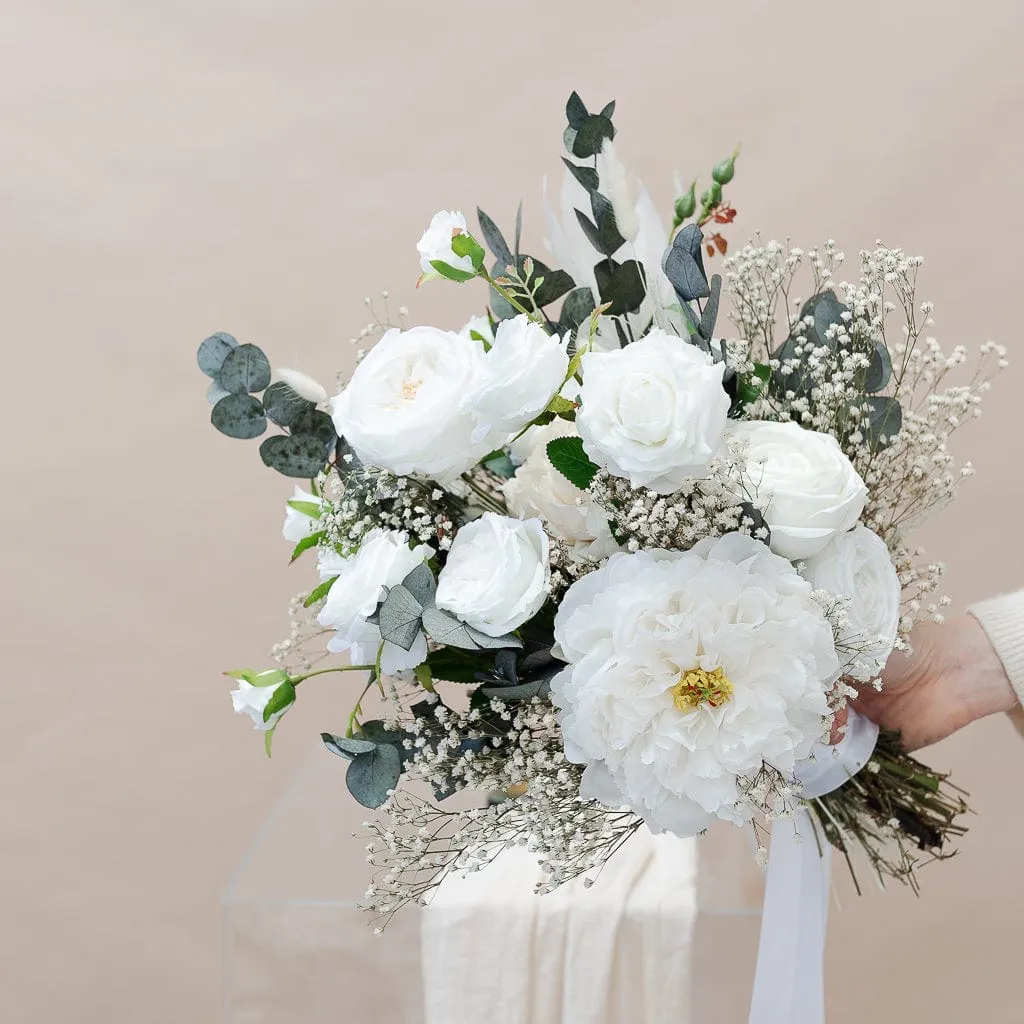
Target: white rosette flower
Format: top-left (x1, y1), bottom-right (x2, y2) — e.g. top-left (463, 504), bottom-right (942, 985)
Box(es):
top-left (459, 314), bottom-right (494, 346)
top-left (474, 315), bottom-right (569, 439)
top-left (316, 529), bottom-right (432, 674)
top-left (282, 486), bottom-right (321, 543)
top-left (550, 533), bottom-right (838, 836)
top-left (727, 419), bottom-right (868, 561)
top-left (802, 524), bottom-right (901, 680)
top-left (435, 513), bottom-right (550, 636)
top-left (230, 671), bottom-right (296, 732)
top-left (330, 326), bottom-right (492, 483)
top-left (503, 421), bottom-right (618, 560)
top-left (576, 329), bottom-right (730, 493)
top-left (417, 210), bottom-right (474, 277)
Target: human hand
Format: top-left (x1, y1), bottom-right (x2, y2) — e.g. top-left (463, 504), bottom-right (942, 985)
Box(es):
top-left (849, 614), bottom-right (1018, 751)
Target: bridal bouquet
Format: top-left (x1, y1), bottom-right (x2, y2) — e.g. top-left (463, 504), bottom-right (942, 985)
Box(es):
top-left (198, 93), bottom-right (1002, 937)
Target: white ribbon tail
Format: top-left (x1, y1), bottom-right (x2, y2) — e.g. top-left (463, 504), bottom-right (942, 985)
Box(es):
top-left (747, 709), bottom-right (880, 1024)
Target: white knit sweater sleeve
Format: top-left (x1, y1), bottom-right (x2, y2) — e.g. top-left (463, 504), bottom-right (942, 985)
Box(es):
top-left (969, 590), bottom-right (1024, 707)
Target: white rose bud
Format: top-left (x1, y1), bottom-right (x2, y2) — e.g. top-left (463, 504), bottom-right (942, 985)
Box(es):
top-left (435, 513), bottom-right (550, 636)
top-left (474, 315), bottom-right (569, 438)
top-left (230, 672), bottom-right (295, 732)
top-left (282, 486), bottom-right (321, 543)
top-left (417, 210), bottom-right (475, 276)
top-left (802, 525), bottom-right (901, 680)
top-left (459, 314), bottom-right (494, 346)
top-left (330, 326), bottom-right (492, 484)
top-left (727, 420), bottom-right (868, 561)
top-left (576, 330), bottom-right (730, 493)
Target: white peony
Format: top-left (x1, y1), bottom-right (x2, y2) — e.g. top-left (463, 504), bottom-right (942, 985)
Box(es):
top-left (435, 513), bottom-right (550, 637)
top-left (330, 326), bottom-right (492, 483)
top-left (230, 673), bottom-right (295, 732)
top-left (550, 533), bottom-right (838, 836)
top-left (802, 524), bottom-right (901, 681)
top-left (417, 210), bottom-right (475, 277)
top-left (282, 486), bottom-right (321, 543)
top-left (727, 420), bottom-right (868, 561)
top-left (503, 421), bottom-right (618, 560)
top-left (473, 316), bottom-right (569, 439)
top-left (576, 329), bottom-right (730, 493)
top-left (317, 529), bottom-right (432, 675)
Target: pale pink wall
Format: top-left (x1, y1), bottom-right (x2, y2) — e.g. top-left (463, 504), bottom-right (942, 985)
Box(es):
top-left (3, 0), bottom-right (1024, 1020)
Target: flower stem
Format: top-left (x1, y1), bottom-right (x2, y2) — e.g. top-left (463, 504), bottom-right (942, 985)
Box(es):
top-left (291, 664), bottom-right (375, 685)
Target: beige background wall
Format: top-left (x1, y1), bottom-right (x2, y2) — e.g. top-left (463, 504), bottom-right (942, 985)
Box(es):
top-left (3, 0), bottom-right (1024, 1020)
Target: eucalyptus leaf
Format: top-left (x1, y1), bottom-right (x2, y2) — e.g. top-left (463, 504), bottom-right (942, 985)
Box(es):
top-left (378, 584), bottom-right (424, 651)
top-left (345, 743), bottom-right (403, 809)
top-left (594, 259), bottom-right (645, 317)
top-left (219, 343), bottom-right (271, 394)
top-left (290, 408), bottom-right (336, 454)
top-left (810, 290), bottom-right (849, 345)
top-left (562, 157), bottom-right (599, 193)
top-left (483, 452), bottom-right (517, 478)
top-left (207, 378), bottom-right (231, 405)
top-left (700, 274), bottom-right (722, 341)
top-left (321, 732), bottom-right (377, 760)
top-left (575, 202), bottom-right (624, 258)
top-left (565, 90), bottom-right (589, 129)
top-left (859, 395), bottom-right (903, 449)
top-left (600, 100), bottom-right (616, 119)
top-left (738, 502), bottom-right (771, 545)
top-left (335, 436), bottom-right (363, 472)
top-left (571, 114), bottom-right (615, 159)
top-left (263, 381), bottom-right (315, 427)
top-left (260, 433), bottom-right (331, 478)
top-left (546, 435), bottom-right (599, 489)
top-left (211, 393), bottom-right (267, 439)
top-left (421, 606), bottom-right (523, 651)
top-left (531, 264), bottom-right (576, 307)
top-left (494, 649), bottom-right (519, 686)
top-left (862, 342), bottom-right (893, 393)
top-left (663, 225), bottom-right (710, 302)
top-left (480, 677), bottom-right (552, 702)
top-left (197, 332), bottom-right (238, 377)
top-left (514, 201), bottom-right (522, 258)
top-left (477, 208), bottom-right (513, 266)
top-left (358, 720), bottom-right (413, 763)
top-left (423, 647), bottom-right (481, 683)
top-left (401, 562), bottom-right (437, 608)
top-left (560, 287), bottom-right (597, 332)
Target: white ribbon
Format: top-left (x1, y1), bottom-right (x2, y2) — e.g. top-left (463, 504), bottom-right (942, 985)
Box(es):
top-left (747, 709), bottom-right (879, 1024)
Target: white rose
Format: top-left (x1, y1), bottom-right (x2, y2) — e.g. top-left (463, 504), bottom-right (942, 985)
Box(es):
top-left (576, 329), bottom-right (730, 493)
top-left (727, 420), bottom-right (868, 561)
top-left (550, 534), bottom-right (838, 836)
top-left (317, 529), bottom-right (432, 674)
top-left (802, 525), bottom-right (901, 680)
top-left (503, 421), bottom-right (618, 560)
top-left (230, 672), bottom-right (295, 732)
top-left (417, 210), bottom-right (474, 276)
top-left (435, 513), bottom-right (550, 636)
top-left (282, 486), bottom-right (321, 543)
top-left (474, 315), bottom-right (569, 438)
top-left (330, 326), bottom-right (492, 484)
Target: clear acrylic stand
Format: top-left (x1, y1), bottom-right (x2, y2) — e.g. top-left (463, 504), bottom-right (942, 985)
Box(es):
top-left (222, 746), bottom-right (763, 1023)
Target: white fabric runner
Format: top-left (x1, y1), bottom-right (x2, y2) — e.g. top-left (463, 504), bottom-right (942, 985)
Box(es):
top-left (421, 828), bottom-right (698, 1024)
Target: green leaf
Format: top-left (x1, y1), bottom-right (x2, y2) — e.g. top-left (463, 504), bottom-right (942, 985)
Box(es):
top-left (219, 343), bottom-right (272, 394)
top-left (197, 332), bottom-right (238, 377)
top-left (286, 499), bottom-right (322, 518)
top-left (226, 668), bottom-right (288, 686)
top-left (559, 287), bottom-right (596, 333)
top-left (450, 232), bottom-right (486, 272)
top-left (562, 157), bottom-right (599, 193)
top-left (262, 679), bottom-right (296, 722)
top-left (737, 364), bottom-right (771, 405)
top-left (211, 393), bottom-right (267, 439)
top-left (575, 201), bottom-right (624, 258)
top-left (264, 726), bottom-right (276, 757)
top-left (321, 732), bottom-right (377, 760)
top-left (290, 531), bottom-right (325, 563)
top-left (477, 208), bottom-right (513, 265)
top-left (593, 259), bottom-right (645, 317)
top-left (699, 274), bottom-right (722, 341)
top-left (480, 677), bottom-right (553, 702)
top-left (424, 646), bottom-right (483, 683)
top-left (260, 433), bottom-right (331, 478)
top-left (304, 576), bottom-right (337, 607)
top-left (483, 452), bottom-right (516, 478)
top-left (547, 395), bottom-right (576, 417)
top-left (571, 114), bottom-right (615, 159)
top-left (531, 264), bottom-right (576, 308)
top-left (377, 584), bottom-right (424, 651)
top-left (346, 743), bottom-right (403, 808)
top-left (263, 381), bottom-right (315, 427)
top-left (663, 224), bottom-right (710, 302)
top-left (414, 663), bottom-right (435, 691)
top-left (430, 259), bottom-right (478, 283)
top-left (546, 436), bottom-right (599, 490)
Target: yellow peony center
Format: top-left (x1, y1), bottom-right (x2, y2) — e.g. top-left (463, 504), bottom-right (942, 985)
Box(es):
top-left (671, 666), bottom-right (734, 713)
